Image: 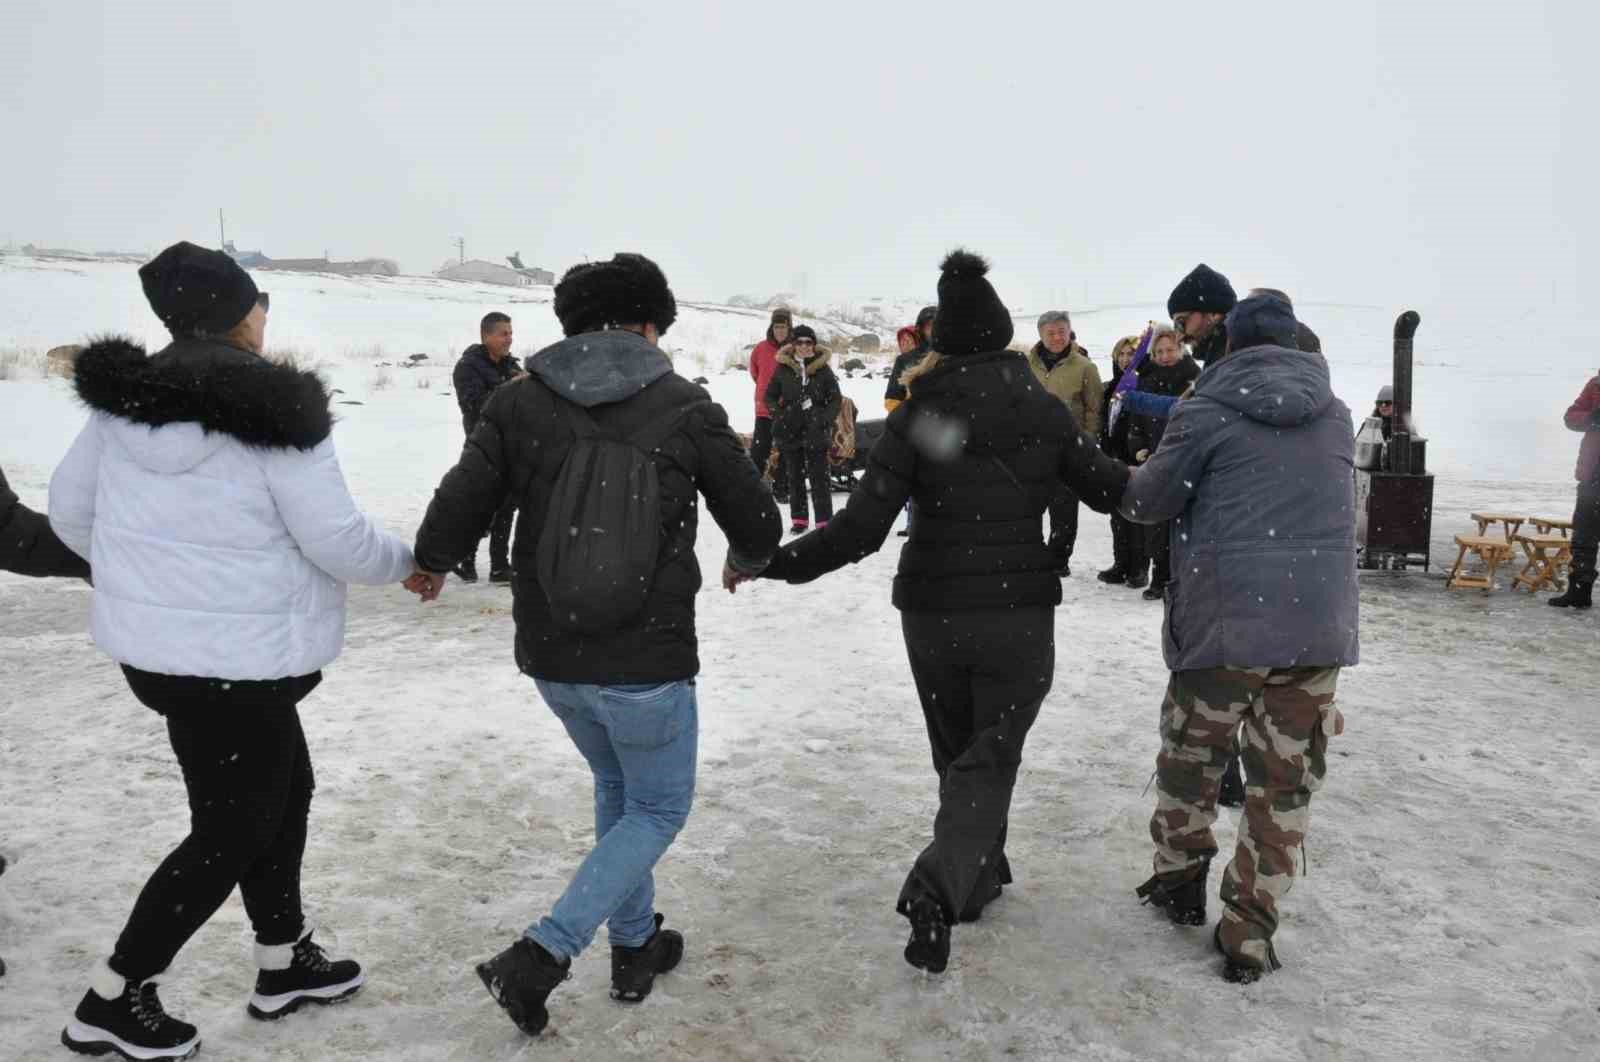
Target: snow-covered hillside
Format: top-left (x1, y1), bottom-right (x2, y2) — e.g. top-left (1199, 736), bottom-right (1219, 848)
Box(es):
top-left (1, 256), bottom-right (1597, 1061)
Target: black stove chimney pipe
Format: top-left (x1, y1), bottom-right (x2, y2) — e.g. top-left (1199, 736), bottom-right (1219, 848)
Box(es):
top-left (1388, 310), bottom-right (1421, 474)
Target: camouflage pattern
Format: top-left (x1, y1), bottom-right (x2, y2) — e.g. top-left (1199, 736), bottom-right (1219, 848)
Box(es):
top-left (1150, 666), bottom-right (1343, 969)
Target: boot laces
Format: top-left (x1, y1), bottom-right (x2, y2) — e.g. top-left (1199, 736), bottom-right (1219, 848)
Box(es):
top-left (293, 937), bottom-right (333, 974)
top-left (131, 983), bottom-right (169, 1032)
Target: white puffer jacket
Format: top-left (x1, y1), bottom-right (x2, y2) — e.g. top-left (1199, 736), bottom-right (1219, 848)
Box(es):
top-left (49, 336), bottom-right (414, 681)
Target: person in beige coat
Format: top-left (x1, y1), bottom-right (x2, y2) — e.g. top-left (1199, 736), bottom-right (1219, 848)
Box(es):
top-left (1028, 310), bottom-right (1103, 574)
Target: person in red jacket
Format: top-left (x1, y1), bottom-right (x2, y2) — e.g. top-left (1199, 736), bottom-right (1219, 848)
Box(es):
top-left (748, 308), bottom-right (793, 496)
top-left (1551, 372), bottom-right (1600, 609)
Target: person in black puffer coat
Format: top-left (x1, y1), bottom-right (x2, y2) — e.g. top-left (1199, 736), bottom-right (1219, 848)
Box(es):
top-left (764, 325), bottom-right (842, 533)
top-left (884, 306), bottom-right (936, 412)
top-left (1097, 336), bottom-right (1148, 588)
top-left (1127, 326), bottom-right (1201, 599)
top-left (741, 250), bottom-right (1129, 975)
top-left (452, 313), bottom-right (523, 582)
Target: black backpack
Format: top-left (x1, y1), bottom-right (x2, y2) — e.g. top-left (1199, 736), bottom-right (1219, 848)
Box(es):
top-left (536, 394), bottom-right (701, 635)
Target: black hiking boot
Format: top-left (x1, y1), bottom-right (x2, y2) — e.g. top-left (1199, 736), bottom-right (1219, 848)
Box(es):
top-left (1215, 923), bottom-right (1282, 984)
top-left (476, 937), bottom-right (570, 1036)
top-left (248, 931), bottom-right (364, 1020)
top-left (610, 913), bottom-right (684, 1003)
top-left (1136, 858), bottom-right (1209, 926)
top-left (1549, 580), bottom-right (1593, 609)
top-left (1218, 758), bottom-right (1246, 808)
top-left (453, 558), bottom-right (479, 583)
top-left (1096, 566), bottom-right (1127, 584)
top-left (488, 568), bottom-right (514, 585)
top-left (1142, 582), bottom-right (1166, 601)
top-left (62, 966), bottom-right (200, 1060)
top-left (1125, 569), bottom-right (1149, 590)
top-left (902, 899), bottom-right (951, 974)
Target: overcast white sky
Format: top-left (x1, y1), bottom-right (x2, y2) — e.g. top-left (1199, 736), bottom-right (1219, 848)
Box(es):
top-left (3, 0), bottom-right (1595, 317)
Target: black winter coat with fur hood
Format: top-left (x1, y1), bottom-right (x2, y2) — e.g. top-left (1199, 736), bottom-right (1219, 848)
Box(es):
top-left (765, 349), bottom-right (842, 449)
top-left (761, 348), bottom-right (1130, 611)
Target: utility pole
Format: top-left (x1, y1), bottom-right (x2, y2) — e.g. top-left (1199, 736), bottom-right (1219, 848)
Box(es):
top-left (456, 237), bottom-right (465, 264)
top-left (218, 209), bottom-right (226, 249)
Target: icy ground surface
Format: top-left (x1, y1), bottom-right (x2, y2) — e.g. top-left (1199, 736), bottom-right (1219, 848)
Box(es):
top-left (2, 258), bottom-right (1598, 1059)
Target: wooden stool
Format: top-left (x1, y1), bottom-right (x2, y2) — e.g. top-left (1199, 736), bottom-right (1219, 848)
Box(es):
top-left (1511, 533), bottom-right (1573, 593)
top-left (1470, 512), bottom-right (1527, 543)
top-left (1531, 516), bottom-right (1574, 538)
top-left (1448, 535), bottom-right (1516, 590)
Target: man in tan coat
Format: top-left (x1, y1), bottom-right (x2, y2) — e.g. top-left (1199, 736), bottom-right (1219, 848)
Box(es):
top-left (1028, 310), bottom-right (1103, 575)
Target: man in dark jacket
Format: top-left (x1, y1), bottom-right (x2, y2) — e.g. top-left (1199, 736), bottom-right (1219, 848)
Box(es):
top-left (451, 312), bottom-right (521, 583)
top-left (1550, 372), bottom-right (1600, 609)
top-left (749, 250), bottom-right (1130, 975)
top-left (764, 324), bottom-right (842, 533)
top-left (1121, 292), bottom-right (1358, 985)
top-left (411, 253), bottom-right (781, 1036)
top-left (1, 466), bottom-right (90, 978)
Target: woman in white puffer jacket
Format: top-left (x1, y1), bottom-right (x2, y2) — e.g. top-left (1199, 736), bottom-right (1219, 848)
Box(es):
top-left (48, 242), bottom-right (416, 1061)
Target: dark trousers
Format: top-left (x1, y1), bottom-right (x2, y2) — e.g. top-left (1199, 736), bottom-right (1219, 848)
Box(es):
top-left (1146, 518), bottom-right (1174, 587)
top-left (1047, 488), bottom-right (1080, 562)
top-left (109, 668), bottom-right (320, 982)
top-left (1571, 489), bottom-right (1600, 585)
top-left (1111, 512), bottom-right (1148, 576)
top-left (487, 497), bottom-right (515, 573)
top-left (749, 417), bottom-right (788, 491)
top-left (783, 444), bottom-right (833, 524)
top-left (898, 608), bottom-right (1053, 923)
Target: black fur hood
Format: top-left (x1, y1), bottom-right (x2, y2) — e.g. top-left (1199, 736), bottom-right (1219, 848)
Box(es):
top-left (73, 336), bottom-right (333, 451)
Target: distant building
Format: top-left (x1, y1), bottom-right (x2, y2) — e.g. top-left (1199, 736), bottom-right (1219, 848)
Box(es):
top-left (506, 253), bottom-right (556, 285)
top-left (258, 257), bottom-right (399, 277)
top-left (437, 259), bottom-right (536, 287)
top-left (222, 241), bottom-right (269, 269)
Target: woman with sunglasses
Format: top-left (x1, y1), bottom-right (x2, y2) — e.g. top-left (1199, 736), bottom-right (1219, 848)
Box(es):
top-left (49, 242), bottom-right (417, 1060)
top-left (764, 324), bottom-right (842, 534)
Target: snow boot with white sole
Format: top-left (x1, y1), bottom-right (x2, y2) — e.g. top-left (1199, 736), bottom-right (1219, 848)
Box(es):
top-left (247, 930), bottom-right (364, 1020)
top-left (476, 937), bottom-right (570, 1036)
top-left (62, 962), bottom-right (200, 1060)
top-left (610, 913), bottom-right (684, 1003)
top-left (901, 898), bottom-right (950, 974)
top-left (1136, 858), bottom-right (1210, 927)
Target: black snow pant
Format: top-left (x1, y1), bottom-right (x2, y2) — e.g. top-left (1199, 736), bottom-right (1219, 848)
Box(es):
top-left (1147, 518), bottom-right (1174, 587)
top-left (750, 417), bottom-right (788, 493)
top-left (1571, 488), bottom-right (1600, 586)
top-left (898, 608), bottom-right (1053, 924)
top-left (783, 443), bottom-right (833, 525)
top-left (108, 668), bottom-right (320, 982)
top-left (1047, 487), bottom-right (1080, 564)
top-left (1111, 511), bottom-right (1148, 577)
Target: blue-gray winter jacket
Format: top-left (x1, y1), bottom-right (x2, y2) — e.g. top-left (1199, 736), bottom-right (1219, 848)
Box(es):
top-left (1120, 344), bottom-right (1359, 671)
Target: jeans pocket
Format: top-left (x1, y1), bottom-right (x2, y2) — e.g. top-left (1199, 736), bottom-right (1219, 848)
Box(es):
top-left (598, 682), bottom-right (691, 749)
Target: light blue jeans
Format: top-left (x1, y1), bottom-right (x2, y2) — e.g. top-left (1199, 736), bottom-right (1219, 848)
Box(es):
top-left (525, 679), bottom-right (698, 960)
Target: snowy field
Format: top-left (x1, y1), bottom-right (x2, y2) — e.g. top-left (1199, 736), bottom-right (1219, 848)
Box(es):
top-left (2, 257), bottom-right (1598, 1060)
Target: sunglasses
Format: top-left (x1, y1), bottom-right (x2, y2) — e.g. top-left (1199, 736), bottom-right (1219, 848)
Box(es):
top-left (1172, 312), bottom-right (1191, 333)
top-left (795, 338), bottom-right (816, 346)
top-left (256, 291), bottom-right (271, 313)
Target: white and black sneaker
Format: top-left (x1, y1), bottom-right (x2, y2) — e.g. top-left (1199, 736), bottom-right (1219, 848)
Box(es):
top-left (247, 930), bottom-right (365, 1020)
top-left (62, 962), bottom-right (200, 1060)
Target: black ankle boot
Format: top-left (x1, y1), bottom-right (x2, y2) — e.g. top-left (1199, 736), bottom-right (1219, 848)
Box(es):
top-left (476, 937), bottom-right (570, 1036)
top-left (63, 964), bottom-right (200, 1060)
top-left (611, 913), bottom-right (684, 1003)
top-left (1549, 580), bottom-right (1593, 609)
top-left (1125, 569), bottom-right (1150, 590)
top-left (902, 899), bottom-right (951, 973)
top-left (1096, 566), bottom-right (1127, 584)
top-left (1136, 858), bottom-right (1210, 926)
top-left (248, 931), bottom-right (365, 1020)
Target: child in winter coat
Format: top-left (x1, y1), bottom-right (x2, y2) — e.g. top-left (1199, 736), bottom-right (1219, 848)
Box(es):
top-left (1097, 336), bottom-right (1148, 588)
top-left (1127, 326), bottom-right (1200, 599)
top-left (765, 325), bottom-right (843, 533)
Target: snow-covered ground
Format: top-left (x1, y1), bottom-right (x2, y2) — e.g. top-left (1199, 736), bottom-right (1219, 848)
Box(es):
top-left (2, 257), bottom-right (1597, 1060)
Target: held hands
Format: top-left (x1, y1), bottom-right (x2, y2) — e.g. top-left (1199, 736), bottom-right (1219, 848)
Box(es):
top-left (722, 562), bottom-right (756, 594)
top-left (404, 569), bottom-right (447, 602)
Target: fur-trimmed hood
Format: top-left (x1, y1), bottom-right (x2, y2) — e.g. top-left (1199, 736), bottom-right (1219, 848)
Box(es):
top-left (775, 347), bottom-right (832, 374)
top-left (73, 336), bottom-right (334, 454)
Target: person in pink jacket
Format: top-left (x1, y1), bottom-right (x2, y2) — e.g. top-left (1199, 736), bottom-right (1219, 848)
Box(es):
top-left (748, 307), bottom-right (793, 495)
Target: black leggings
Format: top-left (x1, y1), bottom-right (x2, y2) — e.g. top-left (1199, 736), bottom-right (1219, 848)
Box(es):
top-left (109, 668), bottom-right (320, 982)
top-left (1571, 489), bottom-right (1600, 585)
top-left (898, 608), bottom-right (1053, 923)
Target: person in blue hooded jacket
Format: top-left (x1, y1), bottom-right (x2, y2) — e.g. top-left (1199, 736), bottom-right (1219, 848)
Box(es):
top-left (1119, 291), bottom-right (1358, 985)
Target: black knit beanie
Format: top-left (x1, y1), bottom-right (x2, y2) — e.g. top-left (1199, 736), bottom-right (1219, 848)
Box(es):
top-left (553, 253), bottom-right (678, 337)
top-left (1224, 291), bottom-right (1299, 351)
top-left (1167, 263), bottom-right (1237, 319)
top-left (931, 250), bottom-right (1012, 356)
top-left (139, 241), bottom-right (260, 337)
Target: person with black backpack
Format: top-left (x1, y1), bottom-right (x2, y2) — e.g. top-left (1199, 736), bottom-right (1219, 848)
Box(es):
top-left (408, 253), bottom-right (781, 1038)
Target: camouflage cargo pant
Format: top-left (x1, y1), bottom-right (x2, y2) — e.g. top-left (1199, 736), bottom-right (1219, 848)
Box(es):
top-left (1150, 666), bottom-right (1343, 968)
